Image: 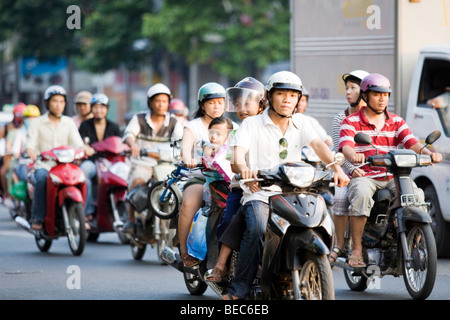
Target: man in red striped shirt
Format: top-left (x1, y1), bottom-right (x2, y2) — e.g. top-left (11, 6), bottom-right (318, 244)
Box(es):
top-left (338, 73), bottom-right (442, 268)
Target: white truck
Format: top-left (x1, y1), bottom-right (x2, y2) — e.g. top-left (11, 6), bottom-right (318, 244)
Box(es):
top-left (290, 0), bottom-right (450, 256)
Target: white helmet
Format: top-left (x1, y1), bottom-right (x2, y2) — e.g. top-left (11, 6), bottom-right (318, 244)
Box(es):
top-left (44, 85), bottom-right (66, 101)
top-left (266, 71), bottom-right (303, 94)
top-left (147, 83), bottom-right (172, 100)
top-left (342, 70), bottom-right (370, 84)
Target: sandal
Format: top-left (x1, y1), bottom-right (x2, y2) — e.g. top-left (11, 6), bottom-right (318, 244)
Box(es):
top-left (328, 247), bottom-right (343, 264)
top-left (182, 254), bottom-right (199, 268)
top-left (205, 267), bottom-right (228, 283)
top-left (348, 256), bottom-right (366, 268)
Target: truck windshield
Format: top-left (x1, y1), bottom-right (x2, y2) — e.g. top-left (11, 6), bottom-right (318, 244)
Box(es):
top-left (417, 58), bottom-right (450, 136)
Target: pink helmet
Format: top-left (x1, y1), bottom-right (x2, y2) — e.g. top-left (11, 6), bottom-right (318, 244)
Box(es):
top-left (13, 103), bottom-right (27, 118)
top-left (169, 98), bottom-right (187, 115)
top-left (360, 73), bottom-right (392, 93)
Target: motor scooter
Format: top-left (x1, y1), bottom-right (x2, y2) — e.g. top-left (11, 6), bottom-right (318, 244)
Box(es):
top-left (333, 131), bottom-right (440, 300)
top-left (15, 146), bottom-right (87, 256)
top-left (86, 136), bottom-right (131, 244)
top-left (161, 154), bottom-right (343, 299)
top-left (127, 142), bottom-right (182, 262)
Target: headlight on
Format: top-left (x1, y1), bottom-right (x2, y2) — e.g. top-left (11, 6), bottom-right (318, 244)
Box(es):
top-left (53, 149), bottom-right (75, 163)
top-left (394, 154), bottom-right (417, 167)
top-left (110, 162), bottom-right (131, 181)
top-left (282, 166), bottom-right (315, 188)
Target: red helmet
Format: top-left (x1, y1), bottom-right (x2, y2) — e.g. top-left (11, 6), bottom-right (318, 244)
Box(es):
top-left (13, 103), bottom-right (27, 118)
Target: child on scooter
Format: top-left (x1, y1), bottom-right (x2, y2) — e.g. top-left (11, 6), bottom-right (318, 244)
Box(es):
top-left (205, 77), bottom-right (266, 283)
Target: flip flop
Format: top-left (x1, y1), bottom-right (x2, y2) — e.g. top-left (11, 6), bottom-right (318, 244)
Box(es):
top-left (205, 267), bottom-right (228, 283)
top-left (348, 256), bottom-right (366, 268)
top-left (182, 254), bottom-right (200, 268)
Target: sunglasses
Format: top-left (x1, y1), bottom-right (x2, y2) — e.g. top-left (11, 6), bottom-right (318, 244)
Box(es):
top-left (279, 137), bottom-right (288, 160)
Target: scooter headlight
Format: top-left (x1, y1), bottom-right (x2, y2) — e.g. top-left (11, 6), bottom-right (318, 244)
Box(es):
top-left (394, 154), bottom-right (417, 167)
top-left (110, 162), bottom-right (131, 181)
top-left (282, 166), bottom-right (315, 188)
top-left (53, 148), bottom-right (75, 163)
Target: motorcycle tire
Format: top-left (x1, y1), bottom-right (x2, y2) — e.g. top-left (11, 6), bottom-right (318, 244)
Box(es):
top-left (294, 253), bottom-right (335, 300)
top-left (343, 267), bottom-right (368, 292)
top-left (402, 222), bottom-right (437, 300)
top-left (117, 201), bottom-right (130, 244)
top-left (183, 270), bottom-right (208, 296)
top-left (148, 181), bottom-right (180, 220)
top-left (35, 234), bottom-right (52, 252)
top-left (66, 201), bottom-right (86, 256)
top-left (131, 242), bottom-right (146, 260)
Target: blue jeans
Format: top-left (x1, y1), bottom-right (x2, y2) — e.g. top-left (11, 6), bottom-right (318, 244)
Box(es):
top-left (228, 200), bottom-right (269, 299)
top-left (31, 168), bottom-right (49, 223)
top-left (216, 188), bottom-right (243, 242)
top-left (80, 160), bottom-right (97, 215)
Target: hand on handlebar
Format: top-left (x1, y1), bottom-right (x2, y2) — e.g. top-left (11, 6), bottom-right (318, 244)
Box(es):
top-left (130, 144), bottom-right (141, 158)
top-left (351, 153), bottom-right (366, 164)
top-left (430, 152), bottom-right (442, 164)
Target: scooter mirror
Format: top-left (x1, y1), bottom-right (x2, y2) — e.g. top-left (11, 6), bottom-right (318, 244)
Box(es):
top-left (425, 130), bottom-right (441, 145)
top-left (334, 152), bottom-right (345, 166)
top-left (354, 133), bottom-right (372, 145)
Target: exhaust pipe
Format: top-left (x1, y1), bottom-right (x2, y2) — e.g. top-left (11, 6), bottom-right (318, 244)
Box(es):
top-left (160, 246), bottom-right (189, 273)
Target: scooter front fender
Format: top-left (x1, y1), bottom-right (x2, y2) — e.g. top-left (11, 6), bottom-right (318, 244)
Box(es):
top-left (283, 228), bottom-right (330, 270)
top-left (395, 205), bottom-right (432, 233)
top-left (58, 186), bottom-right (84, 206)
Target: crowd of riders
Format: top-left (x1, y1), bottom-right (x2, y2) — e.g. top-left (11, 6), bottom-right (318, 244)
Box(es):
top-left (1, 68), bottom-right (443, 300)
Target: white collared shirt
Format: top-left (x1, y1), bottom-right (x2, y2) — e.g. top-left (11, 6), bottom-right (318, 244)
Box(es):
top-left (232, 108), bottom-right (319, 204)
top-left (26, 112), bottom-right (84, 170)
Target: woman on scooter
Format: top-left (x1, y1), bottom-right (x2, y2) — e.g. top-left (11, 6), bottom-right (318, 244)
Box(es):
top-left (178, 82), bottom-right (229, 268)
top-left (78, 93), bottom-right (121, 221)
top-left (205, 77), bottom-right (266, 282)
top-left (328, 70), bottom-right (369, 264)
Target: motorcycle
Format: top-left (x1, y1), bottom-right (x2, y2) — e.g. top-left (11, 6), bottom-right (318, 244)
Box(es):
top-left (126, 142), bottom-right (182, 262)
top-left (85, 136), bottom-right (132, 244)
top-left (15, 146), bottom-right (87, 256)
top-left (161, 154), bottom-right (344, 300)
top-left (333, 131), bottom-right (440, 300)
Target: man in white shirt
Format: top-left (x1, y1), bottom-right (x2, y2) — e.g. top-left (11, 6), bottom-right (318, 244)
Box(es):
top-left (223, 71), bottom-right (349, 300)
top-left (26, 85), bottom-right (94, 230)
top-left (122, 83), bottom-right (184, 233)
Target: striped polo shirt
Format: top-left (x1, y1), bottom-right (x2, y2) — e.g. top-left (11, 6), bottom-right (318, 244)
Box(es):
top-left (338, 107), bottom-right (418, 180)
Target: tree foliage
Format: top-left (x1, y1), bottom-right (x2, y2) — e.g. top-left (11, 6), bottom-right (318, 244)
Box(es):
top-left (142, 0), bottom-right (290, 81)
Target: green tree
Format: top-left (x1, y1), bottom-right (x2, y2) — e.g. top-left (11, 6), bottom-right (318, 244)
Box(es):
top-left (79, 0), bottom-right (154, 72)
top-left (142, 0), bottom-right (290, 81)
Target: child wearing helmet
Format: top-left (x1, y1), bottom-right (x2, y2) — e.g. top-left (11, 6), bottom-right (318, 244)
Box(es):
top-left (338, 73), bottom-right (442, 267)
top-left (222, 71), bottom-right (349, 300)
top-left (122, 83), bottom-right (184, 234)
top-left (206, 76), bottom-right (266, 282)
top-left (169, 98), bottom-right (189, 126)
top-left (329, 69), bottom-right (369, 264)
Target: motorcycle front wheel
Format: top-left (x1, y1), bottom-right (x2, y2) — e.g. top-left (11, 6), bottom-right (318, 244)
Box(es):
top-left (35, 234), bottom-right (52, 252)
top-left (402, 222), bottom-right (437, 300)
top-left (66, 201), bottom-right (86, 256)
top-left (183, 270), bottom-right (208, 296)
top-left (292, 253), bottom-right (335, 300)
top-left (148, 181), bottom-right (180, 220)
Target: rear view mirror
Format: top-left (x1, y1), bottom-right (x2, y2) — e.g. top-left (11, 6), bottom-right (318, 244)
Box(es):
top-left (354, 133), bottom-right (372, 145)
top-left (425, 130), bottom-right (441, 145)
top-left (334, 152), bottom-right (345, 166)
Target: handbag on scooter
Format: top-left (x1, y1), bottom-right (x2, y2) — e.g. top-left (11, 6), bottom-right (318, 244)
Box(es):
top-left (187, 206), bottom-right (210, 260)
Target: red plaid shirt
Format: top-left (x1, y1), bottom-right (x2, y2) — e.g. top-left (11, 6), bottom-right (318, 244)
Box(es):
top-left (338, 107), bottom-right (418, 181)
